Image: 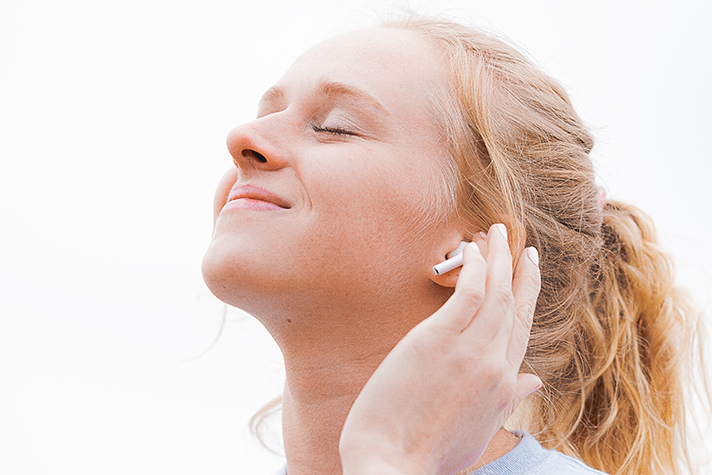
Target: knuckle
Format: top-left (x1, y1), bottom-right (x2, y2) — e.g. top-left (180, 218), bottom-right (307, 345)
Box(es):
top-left (498, 378), bottom-right (518, 401)
top-left (451, 352), bottom-right (475, 374)
top-left (457, 286), bottom-right (485, 309)
top-left (464, 291), bottom-right (485, 309)
top-left (516, 300), bottom-right (537, 323)
top-left (482, 369), bottom-right (517, 400)
top-left (491, 282), bottom-right (514, 305)
top-left (480, 359), bottom-right (507, 386)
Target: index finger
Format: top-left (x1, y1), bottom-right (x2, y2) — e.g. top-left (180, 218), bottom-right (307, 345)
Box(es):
top-left (431, 242), bottom-right (488, 333)
top-left (465, 223), bottom-right (515, 336)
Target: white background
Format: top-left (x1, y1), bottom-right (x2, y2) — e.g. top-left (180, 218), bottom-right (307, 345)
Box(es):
top-left (1, 1), bottom-right (711, 473)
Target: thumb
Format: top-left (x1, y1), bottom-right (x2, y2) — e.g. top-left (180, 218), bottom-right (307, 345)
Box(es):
top-left (513, 373), bottom-right (542, 404)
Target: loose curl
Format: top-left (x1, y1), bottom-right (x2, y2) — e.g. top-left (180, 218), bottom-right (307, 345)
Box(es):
top-left (387, 15), bottom-right (708, 475)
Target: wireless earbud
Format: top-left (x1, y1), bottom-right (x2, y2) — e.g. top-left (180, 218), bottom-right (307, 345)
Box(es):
top-left (432, 241), bottom-right (468, 276)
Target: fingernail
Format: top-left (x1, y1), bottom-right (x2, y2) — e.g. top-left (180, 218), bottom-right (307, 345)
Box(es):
top-left (494, 223), bottom-right (507, 241)
top-left (526, 247), bottom-right (539, 266)
top-left (528, 384), bottom-right (543, 395)
top-left (478, 231), bottom-right (488, 240)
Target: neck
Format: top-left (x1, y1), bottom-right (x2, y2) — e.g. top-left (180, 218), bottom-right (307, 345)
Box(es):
top-left (282, 361), bottom-right (519, 475)
top-left (278, 304), bottom-right (423, 474)
top-left (281, 351), bottom-right (386, 475)
top-left (255, 283), bottom-right (518, 474)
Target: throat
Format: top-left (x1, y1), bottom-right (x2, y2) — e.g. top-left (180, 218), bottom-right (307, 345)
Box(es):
top-left (280, 367), bottom-right (373, 475)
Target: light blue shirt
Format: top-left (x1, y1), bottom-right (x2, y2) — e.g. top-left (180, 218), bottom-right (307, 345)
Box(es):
top-left (272, 431), bottom-right (609, 474)
top-left (468, 432), bottom-right (608, 474)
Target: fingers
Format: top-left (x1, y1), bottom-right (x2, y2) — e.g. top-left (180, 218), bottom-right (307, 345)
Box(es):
top-left (473, 231), bottom-right (488, 258)
top-left (507, 246), bottom-right (541, 366)
top-left (428, 223), bottom-right (540, 351)
top-left (437, 241), bottom-right (487, 332)
top-left (513, 372), bottom-right (543, 405)
top-left (485, 223), bottom-right (512, 284)
top-left (436, 223), bottom-right (511, 334)
top-left (458, 223), bottom-right (513, 338)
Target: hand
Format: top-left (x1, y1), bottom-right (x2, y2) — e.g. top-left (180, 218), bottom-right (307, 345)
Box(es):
top-left (339, 224), bottom-right (542, 475)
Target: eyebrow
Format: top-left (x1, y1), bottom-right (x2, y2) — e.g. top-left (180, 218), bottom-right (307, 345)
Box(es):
top-left (260, 85), bottom-right (284, 106)
top-left (259, 79), bottom-right (391, 116)
top-left (315, 79), bottom-right (391, 116)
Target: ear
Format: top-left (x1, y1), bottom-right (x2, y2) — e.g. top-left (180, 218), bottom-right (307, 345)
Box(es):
top-left (429, 229), bottom-right (466, 289)
top-left (430, 265), bottom-right (462, 288)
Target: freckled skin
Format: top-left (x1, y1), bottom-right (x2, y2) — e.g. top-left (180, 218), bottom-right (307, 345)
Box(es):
top-left (201, 28), bottom-right (523, 475)
top-left (202, 28), bottom-right (462, 324)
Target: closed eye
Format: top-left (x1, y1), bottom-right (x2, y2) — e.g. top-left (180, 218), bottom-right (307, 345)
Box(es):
top-left (312, 124), bottom-right (358, 136)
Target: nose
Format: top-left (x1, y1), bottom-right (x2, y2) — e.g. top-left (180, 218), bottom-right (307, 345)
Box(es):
top-left (226, 119), bottom-right (289, 172)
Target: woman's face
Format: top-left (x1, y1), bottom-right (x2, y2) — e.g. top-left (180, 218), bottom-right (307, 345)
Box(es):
top-left (202, 28), bottom-right (459, 314)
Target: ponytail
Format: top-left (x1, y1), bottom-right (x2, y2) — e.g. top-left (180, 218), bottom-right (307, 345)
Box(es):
top-left (523, 200), bottom-right (700, 475)
top-left (246, 16), bottom-right (709, 474)
top-left (387, 14), bottom-right (709, 475)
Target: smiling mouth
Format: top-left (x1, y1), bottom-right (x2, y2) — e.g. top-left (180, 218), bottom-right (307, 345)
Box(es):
top-left (223, 184), bottom-right (291, 211)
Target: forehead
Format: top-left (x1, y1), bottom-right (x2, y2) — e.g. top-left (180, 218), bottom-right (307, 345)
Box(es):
top-left (275, 28), bottom-right (446, 118)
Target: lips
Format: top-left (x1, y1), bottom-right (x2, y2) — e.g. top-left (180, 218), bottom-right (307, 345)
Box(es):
top-left (223, 184), bottom-right (291, 211)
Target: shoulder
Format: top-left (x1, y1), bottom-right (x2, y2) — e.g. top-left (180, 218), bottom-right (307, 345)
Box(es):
top-left (469, 432), bottom-right (609, 475)
top-left (272, 432), bottom-right (607, 475)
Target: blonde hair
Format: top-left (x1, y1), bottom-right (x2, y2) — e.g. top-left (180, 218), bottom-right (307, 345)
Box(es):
top-left (385, 15), bottom-right (709, 475)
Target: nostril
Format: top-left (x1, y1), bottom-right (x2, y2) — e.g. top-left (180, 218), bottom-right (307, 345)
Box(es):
top-left (244, 149), bottom-right (267, 163)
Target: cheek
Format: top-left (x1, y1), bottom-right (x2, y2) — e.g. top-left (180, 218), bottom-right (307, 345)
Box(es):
top-left (213, 168), bottom-right (238, 221)
top-left (307, 151), bottom-right (441, 244)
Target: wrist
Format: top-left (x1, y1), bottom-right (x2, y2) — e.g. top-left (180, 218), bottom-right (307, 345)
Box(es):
top-left (341, 454), bottom-right (428, 475)
top-left (340, 439), bottom-right (431, 475)
top-left (341, 457), bottom-right (406, 475)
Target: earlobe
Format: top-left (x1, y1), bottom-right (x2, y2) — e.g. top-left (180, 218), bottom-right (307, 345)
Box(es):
top-left (431, 266), bottom-right (462, 288)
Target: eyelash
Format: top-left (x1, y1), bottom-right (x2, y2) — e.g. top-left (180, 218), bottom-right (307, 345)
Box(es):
top-left (312, 124), bottom-right (357, 136)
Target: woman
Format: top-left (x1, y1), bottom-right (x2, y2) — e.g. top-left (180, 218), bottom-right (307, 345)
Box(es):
top-left (202, 15), bottom-right (703, 475)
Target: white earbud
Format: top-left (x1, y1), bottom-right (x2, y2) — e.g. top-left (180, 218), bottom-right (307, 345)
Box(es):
top-left (432, 241), bottom-right (468, 276)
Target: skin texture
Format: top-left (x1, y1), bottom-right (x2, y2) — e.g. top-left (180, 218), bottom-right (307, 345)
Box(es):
top-left (202, 27), bottom-right (541, 475)
top-left (340, 229), bottom-right (542, 475)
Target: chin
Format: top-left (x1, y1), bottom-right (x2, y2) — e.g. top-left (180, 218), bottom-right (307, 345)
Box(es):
top-left (201, 235), bottom-right (301, 315)
top-left (202, 237), bottom-right (257, 306)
